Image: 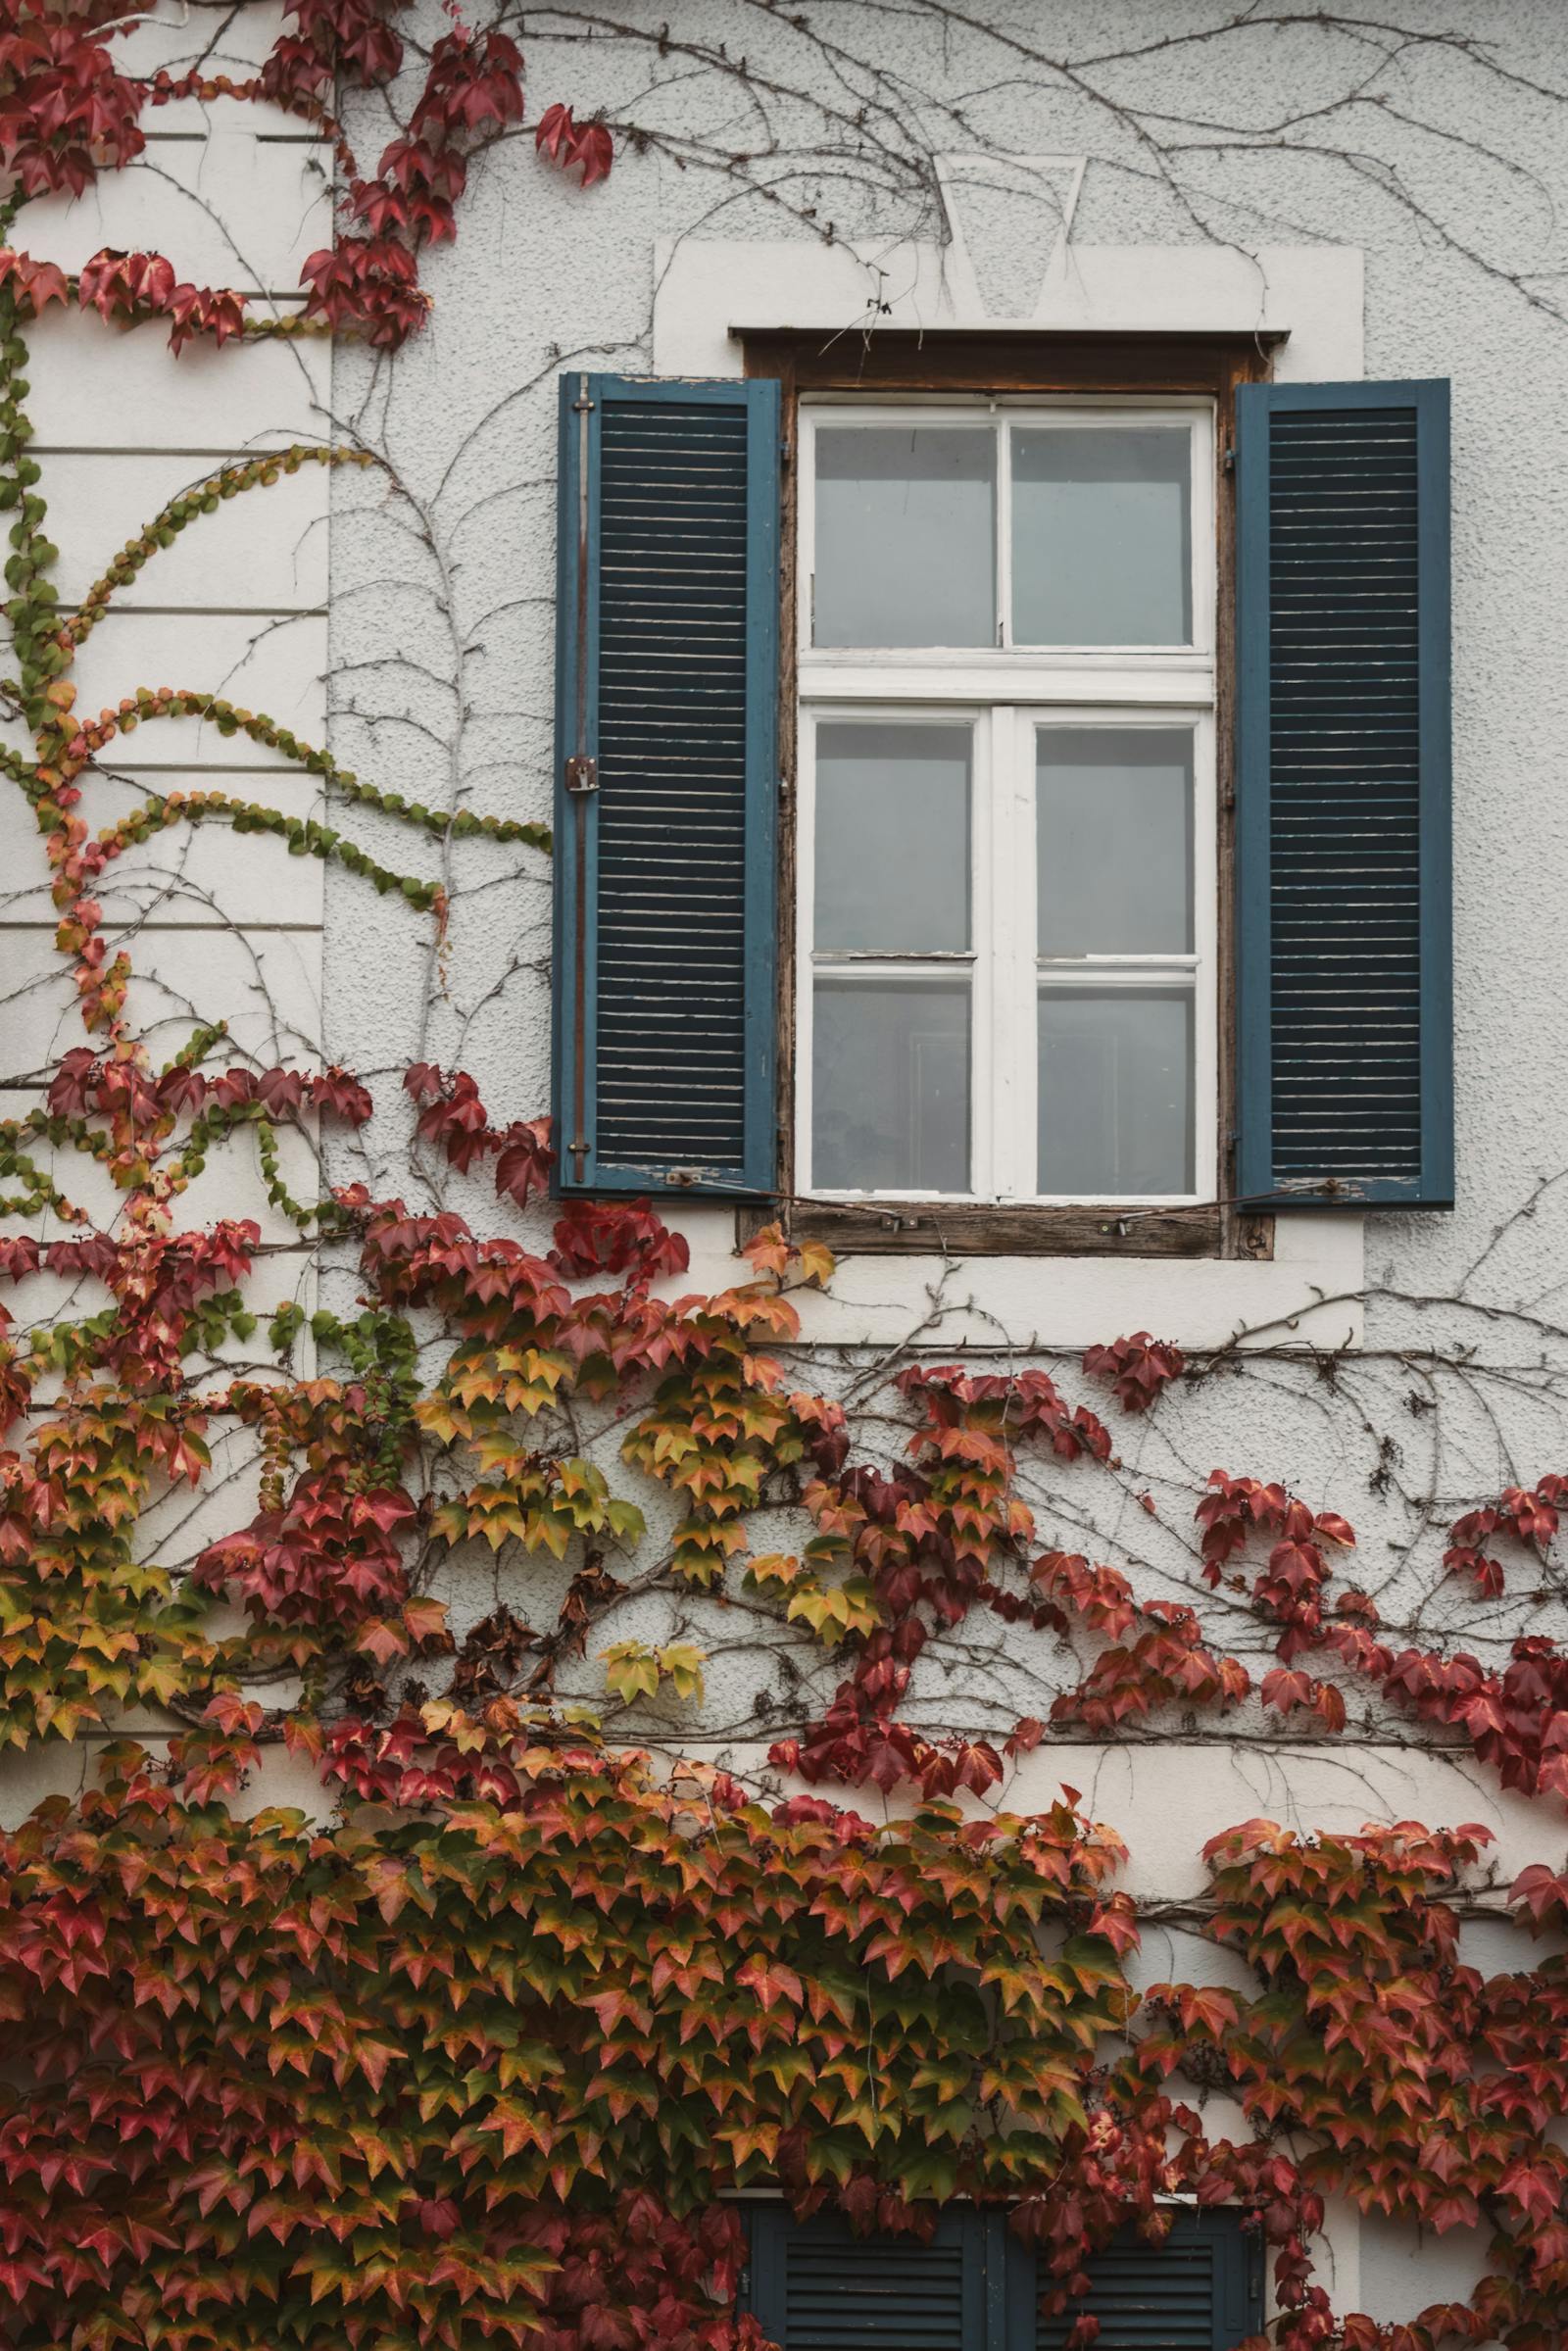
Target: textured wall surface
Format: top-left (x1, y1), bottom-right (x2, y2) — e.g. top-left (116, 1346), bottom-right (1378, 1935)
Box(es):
top-left (2, 0), bottom-right (330, 1311)
top-left (324, 0), bottom-right (1568, 1333)
top-left (319, 0), bottom-right (1568, 1701)
top-left (315, 18), bottom-right (1568, 2310)
top-left (6, 4), bottom-right (1568, 2318)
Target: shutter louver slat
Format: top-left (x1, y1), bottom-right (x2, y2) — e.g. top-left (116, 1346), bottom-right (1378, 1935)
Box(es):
top-left (554, 373), bottom-right (780, 1198)
top-left (1236, 379), bottom-right (1452, 1209)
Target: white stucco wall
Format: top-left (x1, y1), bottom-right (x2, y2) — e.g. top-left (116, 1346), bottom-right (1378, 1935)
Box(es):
top-left (317, 16), bottom-right (1568, 2317)
top-left (312, 0), bottom-right (1568, 1695)
top-left (2, 0), bottom-right (329, 1301)
top-left (318, 0), bottom-right (1568, 1341)
top-left (7, 3), bottom-right (1568, 2323)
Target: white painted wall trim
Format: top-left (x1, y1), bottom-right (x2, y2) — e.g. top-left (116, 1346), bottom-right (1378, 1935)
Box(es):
top-left (651, 238), bottom-right (1364, 378)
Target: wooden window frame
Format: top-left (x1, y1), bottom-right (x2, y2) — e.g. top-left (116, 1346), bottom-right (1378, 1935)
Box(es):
top-left (739, 326), bottom-right (1284, 1261)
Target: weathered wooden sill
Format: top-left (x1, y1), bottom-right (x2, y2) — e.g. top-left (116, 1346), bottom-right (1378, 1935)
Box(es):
top-left (737, 1202), bottom-right (1274, 1260)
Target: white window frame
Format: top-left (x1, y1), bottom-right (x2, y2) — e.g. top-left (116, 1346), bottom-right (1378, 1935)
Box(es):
top-left (796, 395), bottom-right (1218, 1210)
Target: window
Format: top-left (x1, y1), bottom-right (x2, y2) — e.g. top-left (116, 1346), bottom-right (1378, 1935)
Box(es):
top-left (550, 347), bottom-right (1453, 1245)
top-left (797, 402), bottom-right (1216, 1208)
top-left (744, 2203), bottom-right (1263, 2350)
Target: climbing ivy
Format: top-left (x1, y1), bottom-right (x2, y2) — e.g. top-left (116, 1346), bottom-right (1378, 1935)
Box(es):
top-left (7, 8), bottom-right (1568, 2350)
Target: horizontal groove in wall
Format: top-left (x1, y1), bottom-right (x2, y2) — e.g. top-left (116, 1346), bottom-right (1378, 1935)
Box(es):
top-left (58, 606), bottom-right (326, 620)
top-left (74, 762), bottom-right (318, 775)
top-left (0, 920), bottom-right (325, 936)
top-left (24, 294), bottom-right (314, 309)
top-left (138, 130), bottom-right (330, 147)
top-left (33, 447), bottom-right (327, 461)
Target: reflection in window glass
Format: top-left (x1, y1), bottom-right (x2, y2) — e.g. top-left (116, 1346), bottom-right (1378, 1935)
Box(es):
top-left (814, 427), bottom-right (995, 648)
top-left (1037, 728), bottom-right (1194, 956)
top-left (1038, 987), bottom-right (1193, 1195)
top-left (1012, 427), bottom-right (1192, 645)
top-left (815, 722), bottom-right (972, 953)
top-left (813, 977), bottom-right (970, 1192)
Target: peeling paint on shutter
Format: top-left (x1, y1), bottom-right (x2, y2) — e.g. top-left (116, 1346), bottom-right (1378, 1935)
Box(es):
top-left (554, 373), bottom-right (780, 1198)
top-left (1236, 379), bottom-right (1452, 1209)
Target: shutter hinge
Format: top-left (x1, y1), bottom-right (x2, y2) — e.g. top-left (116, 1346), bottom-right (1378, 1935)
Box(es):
top-left (565, 755), bottom-right (598, 795)
top-left (1223, 442), bottom-right (1236, 474)
top-left (780, 436), bottom-right (793, 467)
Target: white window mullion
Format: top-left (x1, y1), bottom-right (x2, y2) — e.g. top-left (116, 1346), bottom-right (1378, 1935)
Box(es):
top-left (1193, 705), bottom-right (1219, 1201)
top-left (1014, 708), bottom-right (1041, 1201)
top-left (996, 416), bottom-right (1012, 652)
top-left (984, 707), bottom-right (1035, 1200)
top-left (967, 709), bottom-right (995, 1200)
top-left (794, 711), bottom-right (819, 1198)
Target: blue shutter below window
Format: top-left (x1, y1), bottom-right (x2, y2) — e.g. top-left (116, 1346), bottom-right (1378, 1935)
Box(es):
top-left (745, 2207), bottom-right (1260, 2351)
top-left (1236, 379), bottom-right (1452, 1208)
top-left (746, 2209), bottom-right (990, 2351)
top-left (1024, 2212), bottom-right (1262, 2350)
top-left (553, 372), bottom-right (780, 1198)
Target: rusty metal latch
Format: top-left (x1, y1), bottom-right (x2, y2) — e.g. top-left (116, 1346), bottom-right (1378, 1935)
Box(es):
top-left (564, 755), bottom-right (598, 795)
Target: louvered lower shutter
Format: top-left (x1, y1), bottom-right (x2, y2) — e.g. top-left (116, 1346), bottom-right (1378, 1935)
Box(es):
top-left (1235, 380), bottom-right (1452, 1208)
top-left (1029, 2213), bottom-right (1261, 2350)
top-left (746, 2209), bottom-right (988, 2351)
top-left (553, 372), bottom-right (781, 1198)
top-left (745, 2208), bottom-right (1259, 2351)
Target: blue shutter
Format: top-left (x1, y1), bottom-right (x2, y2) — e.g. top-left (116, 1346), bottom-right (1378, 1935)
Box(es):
top-left (553, 372), bottom-right (781, 1198)
top-left (746, 2208), bottom-right (993, 2351)
top-left (745, 2208), bottom-right (1259, 2351)
top-left (1236, 380), bottom-right (1452, 1208)
top-left (1022, 2211), bottom-right (1262, 2349)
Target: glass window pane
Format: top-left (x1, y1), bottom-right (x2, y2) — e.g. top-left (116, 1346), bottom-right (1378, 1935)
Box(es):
top-left (1012, 426), bottom-right (1192, 645)
top-left (813, 977), bottom-right (969, 1192)
top-left (1037, 727), bottom-right (1194, 955)
top-left (1038, 987), bottom-right (1194, 1195)
top-left (813, 427), bottom-right (995, 647)
top-left (814, 721), bottom-right (971, 952)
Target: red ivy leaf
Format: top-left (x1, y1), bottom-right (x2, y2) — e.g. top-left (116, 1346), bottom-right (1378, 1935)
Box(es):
top-left (495, 1118), bottom-right (554, 1209)
top-left (1081, 1331), bottom-right (1185, 1414)
top-left (535, 101), bottom-right (613, 185)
